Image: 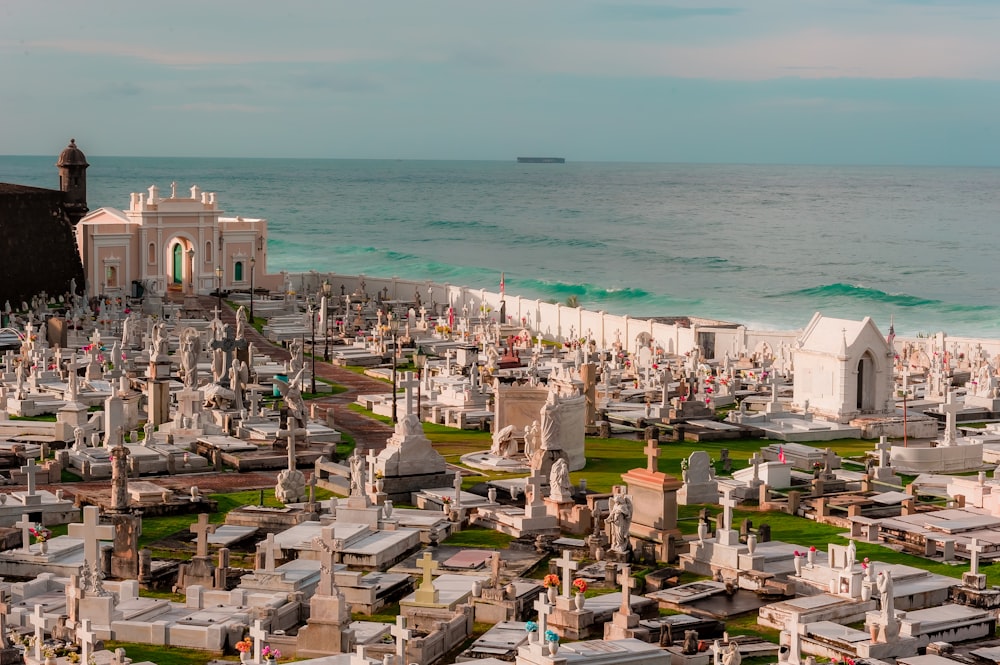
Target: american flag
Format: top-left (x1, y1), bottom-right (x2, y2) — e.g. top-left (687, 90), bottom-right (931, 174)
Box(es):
top-left (500, 272), bottom-right (505, 298)
top-left (887, 316), bottom-right (895, 349)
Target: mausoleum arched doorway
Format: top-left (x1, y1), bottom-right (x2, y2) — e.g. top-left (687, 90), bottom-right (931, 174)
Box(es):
top-left (856, 350), bottom-right (876, 412)
top-left (167, 237), bottom-right (195, 291)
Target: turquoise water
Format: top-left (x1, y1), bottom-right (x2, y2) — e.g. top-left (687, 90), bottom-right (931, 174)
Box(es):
top-left (3, 156), bottom-right (999, 337)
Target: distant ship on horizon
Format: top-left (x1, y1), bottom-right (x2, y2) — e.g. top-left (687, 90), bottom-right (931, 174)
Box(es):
top-left (517, 157), bottom-right (565, 163)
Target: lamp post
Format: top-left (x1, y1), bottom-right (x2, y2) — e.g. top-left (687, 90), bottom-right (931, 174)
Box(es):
top-left (322, 280), bottom-right (332, 361)
top-left (249, 255), bottom-right (256, 324)
top-left (389, 311), bottom-right (400, 424)
top-left (309, 298), bottom-right (317, 395)
top-left (214, 265), bottom-right (223, 310)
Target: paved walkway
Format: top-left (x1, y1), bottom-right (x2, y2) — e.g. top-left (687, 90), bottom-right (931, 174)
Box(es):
top-left (201, 296), bottom-right (395, 454)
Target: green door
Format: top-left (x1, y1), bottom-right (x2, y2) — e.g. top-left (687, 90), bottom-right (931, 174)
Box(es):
top-left (172, 244), bottom-right (183, 284)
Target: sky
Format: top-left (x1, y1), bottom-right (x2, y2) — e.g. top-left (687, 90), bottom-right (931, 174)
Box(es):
top-left (2, 1), bottom-right (1000, 165)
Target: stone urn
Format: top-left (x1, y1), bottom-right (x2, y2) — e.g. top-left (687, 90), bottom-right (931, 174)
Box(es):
top-left (375, 477), bottom-right (385, 493)
top-left (547, 586), bottom-right (557, 604)
top-left (574, 592), bottom-right (585, 611)
top-left (39, 540), bottom-right (48, 555)
top-left (698, 521), bottom-right (708, 543)
top-left (747, 534), bottom-right (757, 555)
top-left (472, 580), bottom-right (483, 597)
top-left (547, 641), bottom-right (559, 656)
top-left (793, 554), bottom-right (803, 577)
top-left (807, 548), bottom-right (816, 567)
top-left (861, 582), bottom-right (872, 601)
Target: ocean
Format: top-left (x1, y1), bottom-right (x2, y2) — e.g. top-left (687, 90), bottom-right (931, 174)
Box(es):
top-left (3, 156), bottom-right (999, 338)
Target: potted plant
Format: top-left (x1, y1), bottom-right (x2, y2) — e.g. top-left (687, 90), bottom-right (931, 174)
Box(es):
top-left (262, 645), bottom-right (281, 664)
top-left (543, 574), bottom-right (560, 603)
top-left (572, 578), bottom-right (587, 610)
top-left (236, 637), bottom-right (253, 664)
top-left (545, 630), bottom-right (560, 656)
top-left (30, 525), bottom-right (51, 555)
top-left (525, 620), bottom-right (538, 643)
top-left (807, 545), bottom-right (817, 568)
top-left (792, 551), bottom-right (803, 576)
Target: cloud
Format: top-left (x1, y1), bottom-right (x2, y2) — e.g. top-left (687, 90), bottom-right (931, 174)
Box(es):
top-left (155, 103), bottom-right (274, 113)
top-left (598, 4), bottom-right (741, 20)
top-left (102, 81), bottom-right (143, 97)
top-left (22, 39), bottom-right (387, 68)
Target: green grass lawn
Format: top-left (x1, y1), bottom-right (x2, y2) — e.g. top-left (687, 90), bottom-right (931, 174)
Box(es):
top-left (105, 642), bottom-right (227, 665)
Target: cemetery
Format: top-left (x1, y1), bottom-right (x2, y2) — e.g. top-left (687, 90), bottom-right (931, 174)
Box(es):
top-left (6, 173), bottom-right (1000, 665)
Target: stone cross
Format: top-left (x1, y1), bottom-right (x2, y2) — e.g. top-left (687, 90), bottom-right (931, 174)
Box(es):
top-left (970, 537), bottom-right (986, 576)
top-left (30, 604), bottom-right (45, 662)
top-left (77, 618), bottom-right (96, 665)
top-left (940, 390), bottom-right (961, 446)
top-left (719, 488), bottom-right (738, 534)
top-left (68, 505), bottom-right (116, 566)
top-left (211, 305), bottom-right (222, 321)
top-left (249, 619), bottom-right (267, 665)
top-left (0, 590), bottom-right (10, 649)
top-left (210, 325), bottom-right (248, 387)
top-left (262, 533), bottom-right (282, 572)
top-left (525, 468), bottom-right (546, 506)
top-left (645, 439), bottom-right (660, 473)
top-left (350, 645), bottom-right (369, 665)
top-left (391, 615), bottom-right (412, 664)
top-left (190, 514), bottom-right (216, 558)
top-left (618, 564), bottom-right (638, 616)
top-left (414, 552), bottom-right (440, 604)
top-left (20, 458), bottom-right (39, 497)
top-left (312, 526), bottom-right (339, 596)
top-left (249, 389), bottom-right (261, 417)
top-left (876, 437), bottom-right (891, 468)
top-left (555, 550), bottom-right (579, 598)
top-left (15, 514), bottom-right (32, 554)
top-left (750, 452), bottom-right (763, 483)
top-left (365, 449), bottom-right (380, 490)
top-left (276, 423), bottom-right (306, 473)
top-left (400, 371), bottom-right (420, 417)
top-left (533, 594), bottom-right (553, 643)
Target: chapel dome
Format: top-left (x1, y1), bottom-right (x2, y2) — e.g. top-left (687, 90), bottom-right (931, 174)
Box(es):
top-left (56, 139), bottom-right (89, 167)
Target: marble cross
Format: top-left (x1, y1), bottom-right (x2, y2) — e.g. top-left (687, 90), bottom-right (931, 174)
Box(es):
top-left (525, 468), bottom-right (546, 507)
top-left (533, 594), bottom-right (553, 642)
top-left (350, 645), bottom-right (369, 665)
top-left (15, 514), bottom-right (32, 554)
top-left (77, 618), bottom-right (96, 665)
top-left (876, 437), bottom-right (891, 468)
top-left (20, 458), bottom-right (39, 497)
top-left (262, 533), bottom-right (282, 572)
top-left (970, 537), bottom-right (986, 576)
top-left (0, 589), bottom-right (10, 649)
top-left (719, 488), bottom-right (738, 534)
top-left (391, 615), bottom-right (412, 663)
top-left (400, 371), bottom-right (420, 417)
top-left (750, 452), bottom-right (763, 483)
top-left (30, 604), bottom-right (45, 662)
top-left (190, 514), bottom-right (216, 558)
top-left (618, 564), bottom-right (638, 616)
top-left (68, 505), bottom-right (116, 566)
top-left (555, 550), bottom-right (579, 598)
top-left (249, 619), bottom-right (267, 665)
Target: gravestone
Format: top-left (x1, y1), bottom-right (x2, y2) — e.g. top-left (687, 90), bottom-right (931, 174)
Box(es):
top-left (678, 451), bottom-right (719, 505)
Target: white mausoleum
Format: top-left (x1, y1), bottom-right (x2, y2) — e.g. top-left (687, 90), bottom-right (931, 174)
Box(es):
top-left (792, 313), bottom-right (895, 423)
top-left (76, 183), bottom-right (273, 298)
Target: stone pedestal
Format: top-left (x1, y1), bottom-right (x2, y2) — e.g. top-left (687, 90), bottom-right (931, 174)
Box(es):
top-left (147, 380), bottom-right (171, 427)
top-left (548, 595), bottom-right (595, 640)
top-left (622, 464), bottom-right (682, 562)
top-left (297, 593), bottom-right (355, 657)
top-left (336, 495), bottom-right (384, 528)
top-left (147, 360), bottom-right (171, 380)
top-left (176, 556), bottom-right (216, 590)
top-left (110, 513), bottom-right (140, 580)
